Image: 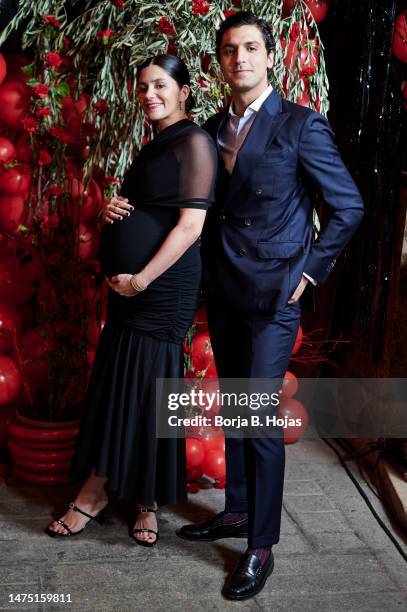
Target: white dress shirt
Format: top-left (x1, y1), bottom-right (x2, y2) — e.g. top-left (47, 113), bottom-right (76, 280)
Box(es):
top-left (217, 84), bottom-right (316, 286)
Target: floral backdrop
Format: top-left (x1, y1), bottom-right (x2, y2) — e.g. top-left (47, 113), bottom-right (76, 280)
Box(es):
top-left (0, 0), bottom-right (329, 427)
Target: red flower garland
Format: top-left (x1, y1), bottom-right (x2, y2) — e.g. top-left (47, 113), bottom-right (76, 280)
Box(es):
top-left (44, 52), bottom-right (63, 70)
top-left (43, 16), bottom-right (61, 29)
top-left (31, 84), bottom-right (50, 99)
top-left (158, 16), bottom-right (176, 37)
top-left (192, 0), bottom-right (211, 16)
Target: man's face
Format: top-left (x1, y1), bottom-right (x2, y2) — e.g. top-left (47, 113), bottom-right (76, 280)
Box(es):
top-left (219, 25), bottom-right (274, 94)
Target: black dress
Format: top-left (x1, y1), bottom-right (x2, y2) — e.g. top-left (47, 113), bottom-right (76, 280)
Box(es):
top-left (70, 119), bottom-right (217, 505)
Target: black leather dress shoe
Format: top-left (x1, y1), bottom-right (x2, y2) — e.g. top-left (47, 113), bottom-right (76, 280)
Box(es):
top-left (222, 551), bottom-right (274, 600)
top-left (176, 511), bottom-right (248, 542)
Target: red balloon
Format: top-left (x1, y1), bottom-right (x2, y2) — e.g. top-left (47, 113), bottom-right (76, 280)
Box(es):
top-left (199, 378), bottom-right (221, 415)
top-left (0, 164), bottom-right (32, 195)
top-left (392, 11), bottom-right (407, 63)
top-left (67, 178), bottom-right (103, 221)
top-left (281, 371), bottom-right (299, 399)
top-left (0, 81), bottom-right (31, 130)
top-left (185, 438), bottom-right (204, 468)
top-left (0, 137), bottom-right (16, 163)
top-left (191, 331), bottom-right (213, 374)
top-left (0, 354), bottom-right (22, 405)
top-left (304, 0), bottom-right (329, 23)
top-left (193, 304), bottom-right (209, 327)
top-left (78, 222), bottom-right (100, 260)
top-left (201, 449), bottom-right (226, 480)
top-left (0, 300), bottom-right (22, 353)
top-left (278, 398), bottom-right (309, 444)
top-left (187, 465), bottom-right (203, 481)
top-left (3, 54), bottom-right (31, 84)
top-left (0, 54), bottom-right (6, 86)
top-left (61, 93), bottom-right (90, 137)
top-left (0, 194), bottom-right (26, 233)
top-left (282, 0), bottom-right (296, 15)
top-left (201, 432), bottom-right (225, 453)
top-left (0, 257), bottom-right (38, 306)
top-left (292, 325), bottom-right (303, 355)
top-left (283, 39), bottom-right (319, 75)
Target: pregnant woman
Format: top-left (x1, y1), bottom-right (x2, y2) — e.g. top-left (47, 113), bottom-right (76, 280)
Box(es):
top-left (44, 54), bottom-right (217, 546)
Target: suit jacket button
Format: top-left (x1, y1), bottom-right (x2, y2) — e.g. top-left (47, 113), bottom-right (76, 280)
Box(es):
top-left (219, 214), bottom-right (226, 222)
top-left (244, 218), bottom-right (252, 226)
top-left (255, 188), bottom-right (263, 196)
top-left (238, 248), bottom-right (247, 256)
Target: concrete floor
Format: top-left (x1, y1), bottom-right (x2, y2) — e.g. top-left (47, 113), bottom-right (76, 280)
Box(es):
top-left (0, 438), bottom-right (406, 612)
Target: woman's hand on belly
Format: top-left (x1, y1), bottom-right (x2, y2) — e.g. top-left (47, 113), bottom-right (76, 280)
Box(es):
top-left (106, 274), bottom-right (142, 297)
top-left (103, 196), bottom-right (134, 224)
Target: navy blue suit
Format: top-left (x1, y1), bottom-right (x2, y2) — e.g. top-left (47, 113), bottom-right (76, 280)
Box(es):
top-left (202, 89), bottom-right (364, 547)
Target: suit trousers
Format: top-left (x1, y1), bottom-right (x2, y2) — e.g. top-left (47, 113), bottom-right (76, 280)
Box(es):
top-left (206, 297), bottom-right (301, 547)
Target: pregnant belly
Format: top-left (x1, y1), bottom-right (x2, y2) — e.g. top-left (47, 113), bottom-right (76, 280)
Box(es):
top-left (98, 205), bottom-right (177, 277)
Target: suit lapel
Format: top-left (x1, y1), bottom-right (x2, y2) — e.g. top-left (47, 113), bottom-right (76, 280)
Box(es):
top-left (224, 90), bottom-right (290, 209)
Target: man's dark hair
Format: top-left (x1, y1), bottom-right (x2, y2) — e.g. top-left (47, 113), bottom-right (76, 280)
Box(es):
top-left (215, 10), bottom-right (276, 63)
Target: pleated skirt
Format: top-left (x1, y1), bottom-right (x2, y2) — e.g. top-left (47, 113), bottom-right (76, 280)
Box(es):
top-left (69, 319), bottom-right (187, 505)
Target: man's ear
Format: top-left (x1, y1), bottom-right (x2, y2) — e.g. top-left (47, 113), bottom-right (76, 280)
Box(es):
top-left (267, 51), bottom-right (275, 70)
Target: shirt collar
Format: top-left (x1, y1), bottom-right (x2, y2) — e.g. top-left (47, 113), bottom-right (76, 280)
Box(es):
top-left (229, 84), bottom-right (273, 118)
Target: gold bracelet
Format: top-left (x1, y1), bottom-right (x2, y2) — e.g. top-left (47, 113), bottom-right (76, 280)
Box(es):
top-left (130, 274), bottom-right (147, 292)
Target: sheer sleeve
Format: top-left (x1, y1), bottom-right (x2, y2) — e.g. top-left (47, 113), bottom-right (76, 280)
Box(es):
top-left (174, 130), bottom-right (218, 210)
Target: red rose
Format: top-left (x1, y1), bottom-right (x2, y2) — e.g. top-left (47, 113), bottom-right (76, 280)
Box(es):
top-left (45, 185), bottom-right (63, 197)
top-left (63, 37), bottom-right (71, 47)
top-left (192, 0), bottom-right (211, 16)
top-left (38, 150), bottom-right (52, 167)
top-left (36, 107), bottom-right (52, 118)
top-left (197, 76), bottom-right (208, 89)
top-left (110, 0), bottom-right (125, 7)
top-left (22, 116), bottom-right (37, 133)
top-left (44, 51), bottom-right (63, 70)
top-left (224, 9), bottom-right (235, 17)
top-left (49, 126), bottom-right (75, 144)
top-left (300, 64), bottom-right (315, 77)
top-left (158, 16), bottom-right (176, 36)
top-left (93, 99), bottom-right (109, 116)
top-left (43, 16), bottom-right (61, 29)
top-left (96, 29), bottom-right (114, 44)
top-left (31, 84), bottom-right (50, 99)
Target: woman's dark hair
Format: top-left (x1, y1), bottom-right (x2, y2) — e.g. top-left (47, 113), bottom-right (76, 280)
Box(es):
top-left (137, 54), bottom-right (195, 112)
top-left (215, 10), bottom-right (276, 62)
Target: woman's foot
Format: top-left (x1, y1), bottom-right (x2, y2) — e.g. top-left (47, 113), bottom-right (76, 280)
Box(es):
top-left (46, 494), bottom-right (109, 536)
top-left (132, 504), bottom-right (158, 545)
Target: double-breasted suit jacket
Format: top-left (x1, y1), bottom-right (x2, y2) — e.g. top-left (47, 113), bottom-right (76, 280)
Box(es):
top-left (201, 89), bottom-right (364, 311)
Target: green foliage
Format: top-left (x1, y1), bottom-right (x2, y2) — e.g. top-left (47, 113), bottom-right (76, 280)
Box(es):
top-left (1, 0), bottom-right (329, 183)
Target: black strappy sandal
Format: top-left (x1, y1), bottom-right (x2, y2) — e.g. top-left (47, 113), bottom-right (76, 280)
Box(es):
top-left (44, 501), bottom-right (108, 538)
top-left (131, 506), bottom-right (159, 547)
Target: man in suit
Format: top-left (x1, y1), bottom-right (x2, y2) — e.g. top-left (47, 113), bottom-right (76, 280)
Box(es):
top-left (176, 11), bottom-right (364, 600)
